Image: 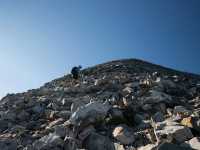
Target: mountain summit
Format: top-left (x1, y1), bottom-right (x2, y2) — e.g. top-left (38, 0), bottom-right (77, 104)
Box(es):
top-left (0, 59), bottom-right (200, 150)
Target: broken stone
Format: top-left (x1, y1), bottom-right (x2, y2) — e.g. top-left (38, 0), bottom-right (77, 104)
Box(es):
top-left (112, 124), bottom-right (135, 145)
top-left (114, 143), bottom-right (125, 150)
top-left (156, 123), bottom-right (193, 143)
top-left (137, 144), bottom-right (156, 150)
top-left (188, 137), bottom-right (200, 150)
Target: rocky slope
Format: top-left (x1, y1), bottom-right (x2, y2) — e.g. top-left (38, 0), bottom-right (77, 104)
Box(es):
top-left (0, 58), bottom-right (200, 150)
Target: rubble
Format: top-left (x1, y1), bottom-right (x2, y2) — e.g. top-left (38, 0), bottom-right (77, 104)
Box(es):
top-left (0, 58), bottom-right (200, 149)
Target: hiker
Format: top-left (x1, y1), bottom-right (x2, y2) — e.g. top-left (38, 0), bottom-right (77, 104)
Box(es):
top-left (71, 65), bottom-right (82, 80)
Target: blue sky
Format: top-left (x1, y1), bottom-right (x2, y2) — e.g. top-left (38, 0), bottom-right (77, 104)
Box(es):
top-left (0, 0), bottom-right (200, 98)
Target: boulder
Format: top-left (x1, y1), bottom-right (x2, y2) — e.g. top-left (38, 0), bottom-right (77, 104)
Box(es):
top-left (69, 101), bottom-right (111, 126)
top-left (122, 87), bottom-right (134, 96)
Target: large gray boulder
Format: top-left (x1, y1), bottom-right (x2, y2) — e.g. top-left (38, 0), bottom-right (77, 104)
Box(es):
top-left (69, 101), bottom-right (111, 126)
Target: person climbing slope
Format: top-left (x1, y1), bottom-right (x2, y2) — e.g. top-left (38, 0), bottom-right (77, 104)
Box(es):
top-left (71, 65), bottom-right (82, 80)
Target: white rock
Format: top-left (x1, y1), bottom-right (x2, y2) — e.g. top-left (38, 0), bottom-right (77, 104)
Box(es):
top-left (156, 124), bottom-right (193, 143)
top-left (189, 137), bottom-right (200, 150)
top-left (114, 143), bottom-right (125, 150)
top-left (69, 101), bottom-right (111, 126)
top-left (137, 144), bottom-right (156, 150)
top-left (113, 124), bottom-right (135, 145)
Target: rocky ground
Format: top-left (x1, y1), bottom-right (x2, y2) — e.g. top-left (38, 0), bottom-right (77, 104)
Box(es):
top-left (0, 58), bottom-right (200, 150)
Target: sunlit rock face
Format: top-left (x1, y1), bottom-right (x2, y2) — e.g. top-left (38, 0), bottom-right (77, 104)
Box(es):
top-left (0, 58), bottom-right (200, 150)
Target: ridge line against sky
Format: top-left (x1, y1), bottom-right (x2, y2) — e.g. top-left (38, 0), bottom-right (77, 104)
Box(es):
top-left (0, 0), bottom-right (200, 98)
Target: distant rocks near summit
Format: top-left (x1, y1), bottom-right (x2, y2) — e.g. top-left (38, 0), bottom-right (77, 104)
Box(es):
top-left (0, 58), bottom-right (200, 150)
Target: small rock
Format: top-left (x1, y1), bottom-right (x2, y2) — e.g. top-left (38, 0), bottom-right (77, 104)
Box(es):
top-left (32, 133), bottom-right (64, 149)
top-left (152, 112), bottom-right (165, 123)
top-left (46, 118), bottom-right (64, 129)
top-left (158, 142), bottom-right (192, 150)
top-left (173, 106), bottom-right (191, 118)
top-left (137, 144), bottom-right (156, 150)
top-left (122, 87), bottom-right (134, 96)
top-left (113, 124), bottom-right (135, 145)
top-left (156, 123), bottom-right (193, 143)
top-left (114, 143), bottom-right (125, 150)
top-left (181, 117), bottom-right (193, 128)
top-left (188, 137), bottom-right (200, 150)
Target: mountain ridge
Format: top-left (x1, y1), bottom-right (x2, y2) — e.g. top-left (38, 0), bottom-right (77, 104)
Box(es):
top-left (0, 58), bottom-right (200, 150)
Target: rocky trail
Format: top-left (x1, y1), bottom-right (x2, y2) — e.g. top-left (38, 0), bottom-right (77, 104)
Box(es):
top-left (0, 59), bottom-right (200, 150)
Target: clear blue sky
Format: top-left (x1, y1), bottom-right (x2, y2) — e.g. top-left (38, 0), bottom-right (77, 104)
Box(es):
top-left (0, 0), bottom-right (200, 98)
